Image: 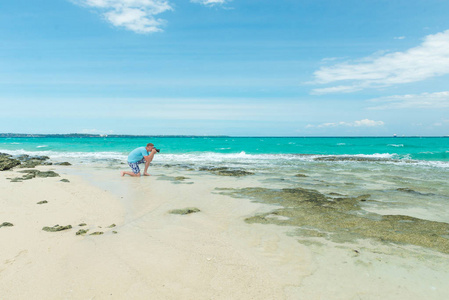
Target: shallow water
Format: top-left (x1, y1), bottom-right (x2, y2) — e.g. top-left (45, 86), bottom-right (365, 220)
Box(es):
top-left (2, 136), bottom-right (449, 253)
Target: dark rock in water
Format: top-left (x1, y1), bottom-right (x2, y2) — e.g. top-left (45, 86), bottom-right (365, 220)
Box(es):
top-left (199, 166), bottom-right (254, 177)
top-left (14, 155), bottom-right (50, 168)
top-left (107, 224), bottom-right (116, 228)
top-left (78, 223), bottom-right (87, 226)
top-left (355, 194), bottom-right (371, 201)
top-left (396, 188), bottom-right (435, 196)
top-left (169, 207), bottom-right (201, 215)
top-left (76, 229), bottom-right (89, 235)
top-left (37, 200), bottom-right (48, 204)
top-left (18, 160), bottom-right (43, 168)
top-left (90, 231), bottom-right (104, 236)
top-left (216, 170), bottom-right (254, 176)
top-left (199, 166), bottom-right (228, 172)
top-left (157, 175), bottom-right (194, 185)
top-left (295, 174), bottom-right (307, 177)
top-left (55, 162), bottom-right (71, 166)
top-left (0, 222), bottom-right (14, 228)
top-left (60, 179), bottom-right (70, 182)
top-left (15, 154), bottom-right (30, 161)
top-left (42, 224), bottom-right (72, 232)
top-left (219, 187), bottom-right (449, 254)
top-left (16, 155), bottom-right (50, 162)
top-left (329, 192), bottom-right (344, 196)
top-left (0, 154), bottom-right (21, 171)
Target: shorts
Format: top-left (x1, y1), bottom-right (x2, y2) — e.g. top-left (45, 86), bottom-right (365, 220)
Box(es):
top-left (128, 158), bottom-right (146, 174)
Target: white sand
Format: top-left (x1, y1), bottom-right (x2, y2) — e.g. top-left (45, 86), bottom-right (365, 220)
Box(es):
top-left (1, 165), bottom-right (449, 299)
top-left (0, 166), bottom-right (312, 299)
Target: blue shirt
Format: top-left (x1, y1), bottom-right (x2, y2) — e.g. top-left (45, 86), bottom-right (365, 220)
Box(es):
top-left (127, 147), bottom-right (149, 163)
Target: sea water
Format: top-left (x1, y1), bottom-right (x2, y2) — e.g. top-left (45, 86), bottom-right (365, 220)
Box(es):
top-left (1, 136), bottom-right (449, 160)
top-left (1, 136), bottom-right (449, 246)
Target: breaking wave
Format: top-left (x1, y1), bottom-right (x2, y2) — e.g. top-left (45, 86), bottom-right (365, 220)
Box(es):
top-left (1, 148), bottom-right (449, 169)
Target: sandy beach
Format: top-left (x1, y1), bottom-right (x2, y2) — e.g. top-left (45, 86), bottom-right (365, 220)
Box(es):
top-left (0, 165), bottom-right (312, 299)
top-left (1, 164), bottom-right (449, 299)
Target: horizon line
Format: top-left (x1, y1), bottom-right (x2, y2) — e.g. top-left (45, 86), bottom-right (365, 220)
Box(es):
top-left (1, 133), bottom-right (449, 138)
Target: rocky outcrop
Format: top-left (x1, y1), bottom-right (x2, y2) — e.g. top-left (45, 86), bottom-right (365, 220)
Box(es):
top-left (16, 154), bottom-right (52, 168)
top-left (0, 153), bottom-right (72, 170)
top-left (219, 187), bottom-right (449, 254)
top-left (0, 153), bottom-right (21, 171)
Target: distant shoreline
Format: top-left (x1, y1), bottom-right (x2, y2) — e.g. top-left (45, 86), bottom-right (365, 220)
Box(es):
top-left (0, 133), bottom-right (448, 138)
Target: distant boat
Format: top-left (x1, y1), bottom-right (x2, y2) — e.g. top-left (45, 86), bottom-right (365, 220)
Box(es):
top-left (393, 134), bottom-right (397, 137)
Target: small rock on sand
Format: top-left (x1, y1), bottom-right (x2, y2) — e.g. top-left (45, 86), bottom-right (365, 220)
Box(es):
top-left (42, 224), bottom-right (72, 232)
top-left (169, 207), bottom-right (201, 215)
top-left (0, 222), bottom-right (14, 228)
top-left (90, 231), bottom-right (104, 236)
top-left (76, 229), bottom-right (89, 235)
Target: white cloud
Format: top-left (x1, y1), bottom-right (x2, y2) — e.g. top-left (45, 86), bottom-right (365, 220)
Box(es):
top-left (311, 29), bottom-right (449, 94)
top-left (394, 36), bottom-right (406, 40)
top-left (307, 119), bottom-right (385, 128)
top-left (191, 0), bottom-right (229, 6)
top-left (311, 85), bottom-right (361, 95)
top-left (72, 0), bottom-right (172, 33)
top-left (368, 91), bottom-right (449, 110)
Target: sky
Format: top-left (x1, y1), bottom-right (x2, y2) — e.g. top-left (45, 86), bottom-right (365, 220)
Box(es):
top-left (1, 0), bottom-right (449, 136)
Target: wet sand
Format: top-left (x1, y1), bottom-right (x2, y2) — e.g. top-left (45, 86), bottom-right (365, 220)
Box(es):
top-left (1, 165), bottom-right (449, 299)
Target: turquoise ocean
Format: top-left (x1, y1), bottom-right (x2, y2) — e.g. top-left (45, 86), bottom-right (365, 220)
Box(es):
top-left (2, 136), bottom-right (449, 225)
top-left (1, 136), bottom-right (449, 161)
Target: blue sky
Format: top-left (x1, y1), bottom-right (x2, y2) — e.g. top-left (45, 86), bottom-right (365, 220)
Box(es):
top-left (1, 0), bottom-right (449, 136)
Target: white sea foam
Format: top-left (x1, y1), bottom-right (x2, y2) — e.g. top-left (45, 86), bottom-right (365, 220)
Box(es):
top-left (36, 145), bottom-right (48, 148)
top-left (388, 144), bottom-right (404, 147)
top-left (0, 149), bottom-right (126, 162)
top-left (1, 149), bottom-right (448, 169)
